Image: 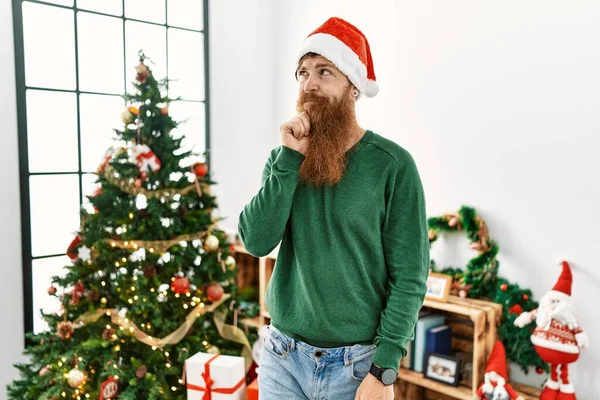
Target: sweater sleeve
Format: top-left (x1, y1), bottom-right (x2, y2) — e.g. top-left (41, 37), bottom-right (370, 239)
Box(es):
top-left (237, 146), bottom-right (305, 257)
top-left (372, 153), bottom-right (429, 373)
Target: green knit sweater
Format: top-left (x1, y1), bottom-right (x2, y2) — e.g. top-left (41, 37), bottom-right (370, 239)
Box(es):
top-left (238, 130), bottom-right (429, 372)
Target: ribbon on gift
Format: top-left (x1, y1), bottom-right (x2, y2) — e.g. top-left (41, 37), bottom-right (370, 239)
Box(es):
top-left (187, 354), bottom-right (245, 400)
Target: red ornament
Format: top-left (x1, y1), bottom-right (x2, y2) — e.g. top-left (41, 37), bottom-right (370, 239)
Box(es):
top-left (66, 236), bottom-right (82, 260)
top-left (522, 294), bottom-right (529, 301)
top-left (508, 304), bottom-right (523, 315)
top-left (500, 283), bottom-right (508, 291)
top-left (47, 286), bottom-right (57, 295)
top-left (171, 276), bottom-right (190, 295)
top-left (69, 282), bottom-right (85, 306)
top-left (134, 179), bottom-right (142, 188)
top-left (100, 376), bottom-right (119, 399)
top-left (206, 283), bottom-right (224, 302)
top-left (160, 106), bottom-right (169, 116)
top-left (536, 367), bottom-right (544, 374)
top-left (194, 163), bottom-right (208, 178)
top-left (140, 171), bottom-right (148, 180)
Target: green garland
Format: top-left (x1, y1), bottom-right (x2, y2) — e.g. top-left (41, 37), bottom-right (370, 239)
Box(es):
top-left (428, 205), bottom-right (546, 373)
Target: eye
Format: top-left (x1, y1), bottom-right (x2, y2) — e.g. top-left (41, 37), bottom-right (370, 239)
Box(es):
top-left (320, 69), bottom-right (332, 76)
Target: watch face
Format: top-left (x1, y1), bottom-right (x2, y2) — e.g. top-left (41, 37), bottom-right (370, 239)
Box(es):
top-left (381, 369), bottom-right (397, 385)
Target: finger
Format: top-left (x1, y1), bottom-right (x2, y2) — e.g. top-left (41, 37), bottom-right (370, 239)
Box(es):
top-left (292, 121), bottom-right (304, 139)
top-left (298, 112), bottom-right (311, 133)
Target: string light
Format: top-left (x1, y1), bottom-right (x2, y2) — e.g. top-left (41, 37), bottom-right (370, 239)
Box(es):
top-left (131, 286), bottom-right (136, 291)
top-left (115, 262), bottom-right (120, 267)
top-left (101, 281), bottom-right (106, 286)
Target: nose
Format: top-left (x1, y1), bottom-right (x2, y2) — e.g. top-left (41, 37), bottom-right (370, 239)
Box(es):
top-left (303, 75), bottom-right (319, 93)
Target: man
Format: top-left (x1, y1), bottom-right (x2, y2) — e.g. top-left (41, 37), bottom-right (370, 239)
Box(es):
top-left (238, 17), bottom-right (429, 400)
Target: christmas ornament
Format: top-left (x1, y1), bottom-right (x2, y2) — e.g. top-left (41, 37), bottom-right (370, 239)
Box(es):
top-left (66, 236), bottom-right (82, 260)
top-left (171, 276), bottom-right (190, 295)
top-left (160, 106), bottom-right (169, 115)
top-left (135, 62), bottom-right (150, 83)
top-left (134, 178), bottom-right (142, 188)
top-left (77, 245), bottom-right (91, 262)
top-left (66, 368), bottom-right (86, 388)
top-left (132, 144), bottom-right (161, 174)
top-left (204, 234), bottom-right (219, 251)
top-left (536, 367), bottom-right (545, 374)
top-left (508, 304), bottom-right (523, 315)
top-left (473, 340), bottom-right (524, 400)
top-left (206, 345), bottom-right (220, 355)
top-left (135, 365), bottom-right (147, 379)
top-left (100, 376), bottom-right (119, 399)
top-left (57, 321), bottom-right (74, 340)
top-left (207, 283), bottom-right (224, 302)
top-left (514, 261), bottom-right (589, 400)
top-left (193, 162), bottom-right (208, 177)
top-left (120, 106), bottom-right (138, 125)
top-left (96, 150), bottom-right (113, 174)
top-left (47, 286), bottom-right (57, 295)
top-left (225, 255), bottom-right (236, 270)
top-left (500, 284), bottom-right (508, 291)
top-left (143, 264), bottom-right (157, 278)
top-left (39, 365), bottom-right (51, 377)
top-left (103, 327), bottom-right (115, 340)
top-left (522, 294), bottom-right (529, 301)
top-left (69, 281), bottom-right (85, 306)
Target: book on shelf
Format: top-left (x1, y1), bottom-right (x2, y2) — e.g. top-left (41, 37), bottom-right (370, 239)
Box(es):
top-left (425, 324), bottom-right (452, 356)
top-left (413, 314), bottom-right (445, 373)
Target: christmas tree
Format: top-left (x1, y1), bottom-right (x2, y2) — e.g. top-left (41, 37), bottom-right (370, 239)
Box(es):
top-left (7, 51), bottom-right (258, 400)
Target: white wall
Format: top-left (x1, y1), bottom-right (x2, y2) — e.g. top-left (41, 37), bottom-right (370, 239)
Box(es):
top-left (0, 0), bottom-right (25, 394)
top-left (209, 0), bottom-right (279, 230)
top-left (213, 0), bottom-right (600, 398)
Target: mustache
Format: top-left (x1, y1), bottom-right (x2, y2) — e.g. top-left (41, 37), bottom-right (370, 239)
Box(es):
top-left (296, 92), bottom-right (330, 115)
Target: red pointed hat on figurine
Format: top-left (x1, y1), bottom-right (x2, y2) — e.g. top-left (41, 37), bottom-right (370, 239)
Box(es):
top-left (473, 340), bottom-right (523, 400)
top-left (514, 260), bottom-right (589, 400)
top-left (297, 17), bottom-right (379, 98)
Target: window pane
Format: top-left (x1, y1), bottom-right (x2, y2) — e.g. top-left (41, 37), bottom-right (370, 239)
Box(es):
top-left (169, 101), bottom-right (205, 166)
top-left (32, 256), bottom-right (70, 333)
top-left (77, 0), bottom-right (122, 16)
top-left (30, 175), bottom-right (81, 257)
top-left (81, 173), bottom-right (100, 214)
top-left (168, 0), bottom-right (203, 31)
top-left (22, 2), bottom-right (76, 90)
top-left (125, 21), bottom-right (167, 88)
top-left (80, 94), bottom-right (124, 172)
top-left (168, 28), bottom-right (204, 101)
top-left (125, 0), bottom-right (165, 24)
top-left (27, 90), bottom-right (78, 173)
top-left (78, 12), bottom-right (124, 94)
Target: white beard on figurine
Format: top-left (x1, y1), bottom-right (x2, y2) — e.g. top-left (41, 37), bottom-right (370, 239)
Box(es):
top-left (514, 261), bottom-right (589, 400)
top-left (472, 340), bottom-right (523, 400)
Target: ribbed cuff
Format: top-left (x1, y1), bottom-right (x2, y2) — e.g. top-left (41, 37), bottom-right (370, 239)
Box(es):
top-left (274, 145), bottom-right (305, 171)
top-left (372, 341), bottom-right (406, 374)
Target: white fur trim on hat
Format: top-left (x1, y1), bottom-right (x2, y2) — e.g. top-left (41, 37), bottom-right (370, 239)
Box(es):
top-left (544, 290), bottom-right (572, 303)
top-left (297, 33), bottom-right (379, 98)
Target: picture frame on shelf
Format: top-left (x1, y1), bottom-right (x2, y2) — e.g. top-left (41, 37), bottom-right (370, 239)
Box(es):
top-left (425, 272), bottom-right (452, 302)
top-left (424, 352), bottom-right (461, 387)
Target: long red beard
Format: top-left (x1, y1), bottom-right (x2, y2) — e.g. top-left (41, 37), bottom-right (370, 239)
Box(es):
top-left (296, 90), bottom-right (355, 187)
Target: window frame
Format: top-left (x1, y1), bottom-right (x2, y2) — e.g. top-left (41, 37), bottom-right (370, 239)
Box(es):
top-left (11, 0), bottom-right (211, 335)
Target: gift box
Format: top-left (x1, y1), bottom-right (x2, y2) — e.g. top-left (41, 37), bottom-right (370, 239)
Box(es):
top-left (247, 376), bottom-right (258, 400)
top-left (186, 351), bottom-right (246, 400)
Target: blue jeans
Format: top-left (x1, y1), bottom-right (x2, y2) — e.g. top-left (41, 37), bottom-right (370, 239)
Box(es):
top-left (258, 324), bottom-right (377, 400)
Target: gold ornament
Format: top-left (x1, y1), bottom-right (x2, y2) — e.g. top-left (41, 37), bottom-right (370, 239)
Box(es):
top-left (206, 345), bottom-right (220, 355)
top-left (121, 109), bottom-right (135, 124)
top-left (204, 235), bottom-right (220, 251)
top-left (66, 368), bottom-right (86, 388)
top-left (225, 255), bottom-right (236, 270)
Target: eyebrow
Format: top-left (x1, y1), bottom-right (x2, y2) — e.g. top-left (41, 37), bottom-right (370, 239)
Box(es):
top-left (298, 62), bottom-right (335, 71)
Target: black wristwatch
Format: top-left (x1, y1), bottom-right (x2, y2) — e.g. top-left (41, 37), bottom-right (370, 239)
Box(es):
top-left (369, 363), bottom-right (396, 386)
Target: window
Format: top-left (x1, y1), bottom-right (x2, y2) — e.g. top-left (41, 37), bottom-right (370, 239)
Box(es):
top-left (12, 0), bottom-right (210, 333)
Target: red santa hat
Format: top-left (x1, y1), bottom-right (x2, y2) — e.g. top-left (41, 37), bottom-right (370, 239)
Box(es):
top-left (548, 260), bottom-right (573, 302)
top-left (485, 340), bottom-right (509, 380)
top-left (297, 17), bottom-right (379, 98)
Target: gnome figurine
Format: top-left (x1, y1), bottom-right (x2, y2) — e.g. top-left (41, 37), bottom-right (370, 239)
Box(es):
top-left (514, 261), bottom-right (589, 400)
top-left (472, 340), bottom-right (524, 400)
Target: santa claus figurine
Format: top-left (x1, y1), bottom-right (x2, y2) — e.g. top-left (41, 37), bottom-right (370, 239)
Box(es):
top-left (472, 340), bottom-right (524, 400)
top-left (514, 260), bottom-right (589, 400)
